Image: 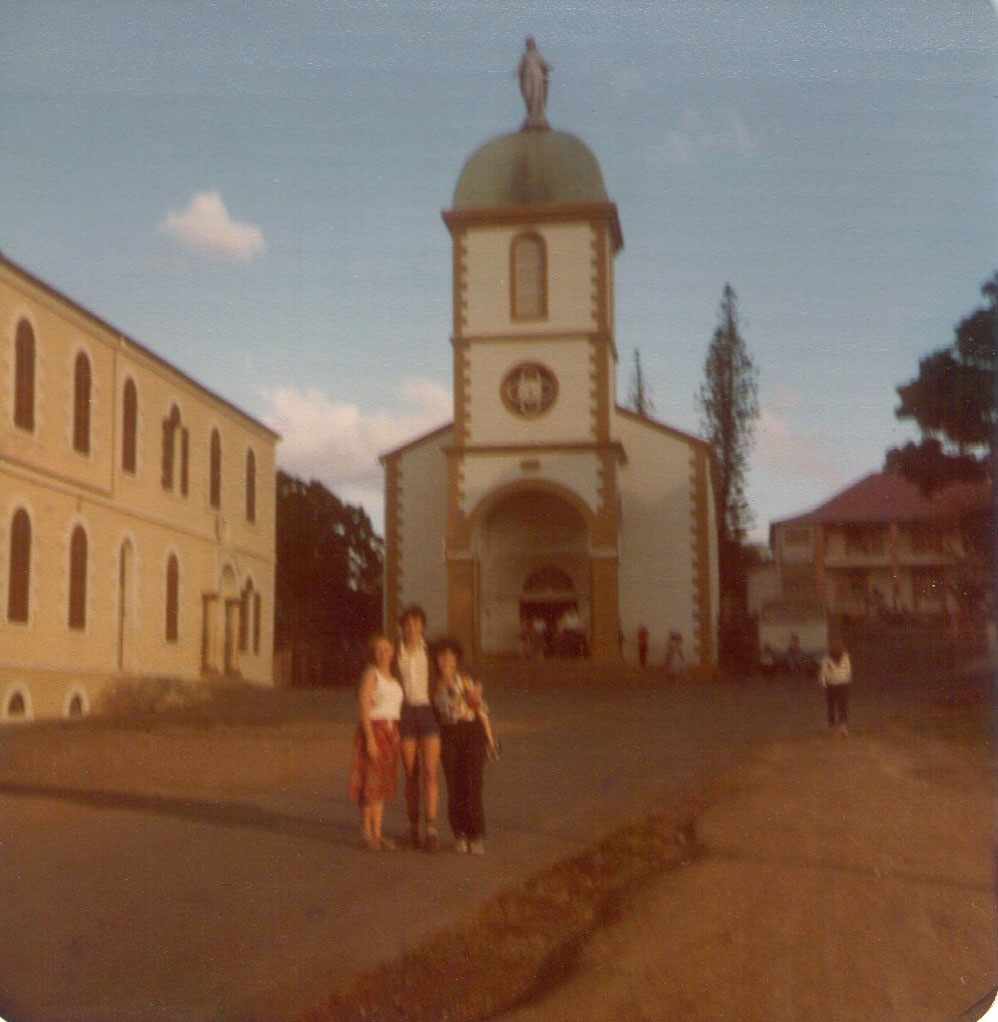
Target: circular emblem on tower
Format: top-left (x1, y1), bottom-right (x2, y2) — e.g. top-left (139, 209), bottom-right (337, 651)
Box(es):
top-left (500, 361), bottom-right (558, 419)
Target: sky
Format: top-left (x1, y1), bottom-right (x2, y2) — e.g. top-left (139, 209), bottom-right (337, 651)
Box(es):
top-left (2, 1), bottom-right (996, 542)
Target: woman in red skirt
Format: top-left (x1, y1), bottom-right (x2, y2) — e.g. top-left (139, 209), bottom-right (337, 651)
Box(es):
top-left (348, 633), bottom-right (404, 850)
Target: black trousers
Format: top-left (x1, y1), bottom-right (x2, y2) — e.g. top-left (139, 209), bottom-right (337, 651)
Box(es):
top-left (440, 719), bottom-right (487, 840)
top-left (826, 684), bottom-right (849, 725)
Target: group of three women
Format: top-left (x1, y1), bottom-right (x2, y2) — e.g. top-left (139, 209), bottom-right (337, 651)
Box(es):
top-left (347, 604), bottom-right (496, 853)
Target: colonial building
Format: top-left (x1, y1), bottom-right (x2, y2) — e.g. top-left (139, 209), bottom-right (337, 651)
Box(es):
top-left (1, 251), bottom-right (278, 722)
top-left (381, 57), bottom-right (719, 669)
top-left (768, 471), bottom-right (990, 622)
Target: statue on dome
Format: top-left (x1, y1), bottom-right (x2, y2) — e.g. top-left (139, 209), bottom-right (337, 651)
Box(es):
top-left (518, 37), bottom-right (551, 130)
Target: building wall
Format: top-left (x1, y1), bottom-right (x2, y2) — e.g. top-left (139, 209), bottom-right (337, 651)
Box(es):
top-left (614, 411), bottom-right (716, 667)
top-left (386, 428), bottom-right (451, 638)
top-left (0, 258), bottom-right (276, 722)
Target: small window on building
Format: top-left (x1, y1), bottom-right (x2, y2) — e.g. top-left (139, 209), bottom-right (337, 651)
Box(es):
top-left (6, 690), bottom-right (27, 719)
top-left (73, 352), bottom-right (91, 454)
top-left (252, 592), bottom-right (261, 654)
top-left (209, 429), bottom-right (222, 509)
top-left (68, 525), bottom-right (88, 630)
top-left (165, 554), bottom-right (179, 642)
top-left (239, 579), bottom-right (253, 652)
top-left (161, 405), bottom-right (187, 492)
top-left (180, 427), bottom-right (189, 496)
top-left (7, 508), bottom-right (31, 623)
top-left (511, 233), bottom-right (547, 320)
top-left (245, 448), bottom-right (256, 523)
top-left (14, 319), bottom-right (35, 431)
top-left (122, 378), bottom-right (138, 474)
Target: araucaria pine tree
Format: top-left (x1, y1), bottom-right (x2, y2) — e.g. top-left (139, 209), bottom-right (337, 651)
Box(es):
top-left (697, 283), bottom-right (759, 547)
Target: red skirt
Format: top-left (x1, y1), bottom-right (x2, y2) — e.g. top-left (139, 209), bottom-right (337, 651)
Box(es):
top-left (348, 719), bottom-right (401, 805)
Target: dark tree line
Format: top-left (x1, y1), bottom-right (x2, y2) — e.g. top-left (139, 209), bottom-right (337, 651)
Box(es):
top-left (274, 471), bottom-right (383, 686)
top-left (886, 273), bottom-right (997, 613)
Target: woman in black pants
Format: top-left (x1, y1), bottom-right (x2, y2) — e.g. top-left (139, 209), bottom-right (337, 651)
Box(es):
top-left (433, 638), bottom-right (491, 854)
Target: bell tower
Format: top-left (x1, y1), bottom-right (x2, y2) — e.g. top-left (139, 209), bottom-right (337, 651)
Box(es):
top-left (440, 41), bottom-right (625, 659)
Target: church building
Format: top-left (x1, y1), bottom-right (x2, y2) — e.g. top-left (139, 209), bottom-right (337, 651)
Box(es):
top-left (382, 47), bottom-right (718, 668)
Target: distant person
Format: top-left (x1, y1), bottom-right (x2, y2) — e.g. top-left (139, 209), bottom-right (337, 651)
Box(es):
top-left (347, 633), bottom-right (403, 851)
top-left (433, 638), bottom-right (496, 854)
top-left (665, 630), bottom-right (687, 679)
top-left (637, 625), bottom-right (650, 668)
top-left (530, 615), bottom-right (547, 659)
top-left (819, 636), bottom-right (852, 736)
top-left (397, 604), bottom-right (441, 851)
top-left (786, 632), bottom-right (802, 673)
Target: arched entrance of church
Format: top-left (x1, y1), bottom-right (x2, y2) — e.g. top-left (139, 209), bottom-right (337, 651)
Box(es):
top-left (473, 486), bottom-right (591, 656)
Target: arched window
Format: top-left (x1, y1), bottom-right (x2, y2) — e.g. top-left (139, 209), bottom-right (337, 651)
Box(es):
top-left (165, 554), bottom-right (179, 642)
top-left (239, 578), bottom-right (254, 652)
top-left (209, 429), bottom-right (222, 508)
top-left (245, 448), bottom-right (256, 523)
top-left (73, 352), bottom-right (91, 454)
top-left (68, 525), bottom-right (88, 630)
top-left (511, 233), bottom-right (547, 321)
top-left (252, 592), bottom-right (262, 654)
top-left (14, 319), bottom-right (35, 431)
top-left (7, 509), bottom-right (31, 623)
top-left (122, 378), bottom-right (138, 474)
top-left (161, 405), bottom-right (189, 494)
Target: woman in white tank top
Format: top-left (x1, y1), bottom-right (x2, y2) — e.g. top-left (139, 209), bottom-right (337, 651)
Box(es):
top-left (348, 633), bottom-right (404, 850)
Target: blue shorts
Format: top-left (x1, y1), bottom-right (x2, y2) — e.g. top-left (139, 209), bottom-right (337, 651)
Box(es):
top-left (399, 702), bottom-right (440, 740)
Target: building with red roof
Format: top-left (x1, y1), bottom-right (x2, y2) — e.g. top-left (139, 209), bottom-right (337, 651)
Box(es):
top-left (767, 472), bottom-right (991, 621)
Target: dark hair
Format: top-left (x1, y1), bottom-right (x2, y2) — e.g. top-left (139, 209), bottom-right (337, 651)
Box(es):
top-left (398, 604), bottom-right (427, 627)
top-left (366, 631), bottom-right (392, 655)
top-left (433, 636), bottom-right (464, 664)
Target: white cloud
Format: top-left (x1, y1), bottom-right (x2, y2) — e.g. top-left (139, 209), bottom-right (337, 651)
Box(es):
top-left (659, 108), bottom-right (760, 164)
top-left (160, 191), bottom-right (266, 261)
top-left (755, 389), bottom-right (842, 490)
top-left (261, 378), bottom-right (452, 529)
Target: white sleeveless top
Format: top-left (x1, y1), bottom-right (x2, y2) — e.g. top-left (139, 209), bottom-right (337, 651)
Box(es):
top-left (369, 669), bottom-right (403, 721)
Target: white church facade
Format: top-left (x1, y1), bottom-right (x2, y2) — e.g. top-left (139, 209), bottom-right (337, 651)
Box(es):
top-left (382, 77), bottom-right (719, 669)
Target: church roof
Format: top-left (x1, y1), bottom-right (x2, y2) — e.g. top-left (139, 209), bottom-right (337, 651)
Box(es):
top-left (452, 130), bottom-right (609, 210)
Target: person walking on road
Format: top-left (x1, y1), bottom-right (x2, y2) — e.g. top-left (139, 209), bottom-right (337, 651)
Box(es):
top-left (397, 604), bottom-right (442, 850)
top-left (348, 633), bottom-right (403, 851)
top-left (819, 636), bottom-right (852, 736)
top-left (433, 638), bottom-right (494, 855)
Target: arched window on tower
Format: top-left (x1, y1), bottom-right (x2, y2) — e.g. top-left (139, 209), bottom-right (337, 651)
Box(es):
top-left (68, 525), bottom-right (88, 630)
top-left (14, 319), bottom-right (35, 431)
top-left (7, 509), bottom-right (31, 623)
top-left (209, 428), bottom-right (222, 509)
top-left (510, 232), bottom-right (547, 321)
top-left (73, 352), bottom-right (91, 454)
top-left (122, 378), bottom-right (138, 474)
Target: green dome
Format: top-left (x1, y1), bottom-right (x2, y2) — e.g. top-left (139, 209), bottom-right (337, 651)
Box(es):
top-left (452, 130), bottom-right (608, 209)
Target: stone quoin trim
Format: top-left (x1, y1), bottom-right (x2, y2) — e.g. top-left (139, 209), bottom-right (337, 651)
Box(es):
top-left (451, 339), bottom-right (471, 447)
top-left (690, 447), bottom-right (713, 670)
top-left (452, 228), bottom-right (469, 339)
top-left (382, 455), bottom-right (402, 632)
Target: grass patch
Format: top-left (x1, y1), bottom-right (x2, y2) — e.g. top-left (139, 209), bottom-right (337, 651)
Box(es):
top-left (298, 794), bottom-right (699, 1022)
